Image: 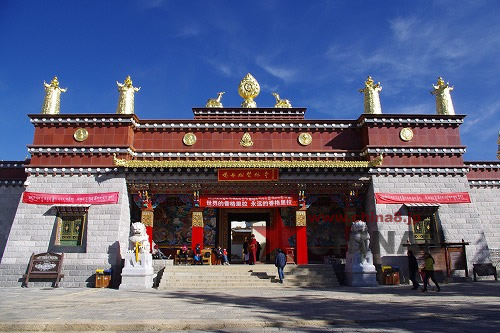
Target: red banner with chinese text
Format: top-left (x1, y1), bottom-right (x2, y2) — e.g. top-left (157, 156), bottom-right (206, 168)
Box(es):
top-left (200, 196), bottom-right (298, 208)
top-left (375, 192), bottom-right (471, 204)
top-left (22, 192), bottom-right (119, 205)
top-left (217, 168), bottom-right (278, 181)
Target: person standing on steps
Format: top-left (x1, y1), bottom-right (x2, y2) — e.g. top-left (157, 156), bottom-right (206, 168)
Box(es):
top-left (275, 248), bottom-right (287, 284)
top-left (408, 250), bottom-right (419, 290)
top-left (421, 253), bottom-right (440, 292)
top-left (243, 237), bottom-right (249, 264)
top-left (248, 234), bottom-right (257, 265)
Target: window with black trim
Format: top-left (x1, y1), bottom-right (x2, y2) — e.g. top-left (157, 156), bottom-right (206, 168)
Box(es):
top-left (413, 213), bottom-right (437, 242)
top-left (405, 204), bottom-right (441, 244)
top-left (52, 206), bottom-right (88, 252)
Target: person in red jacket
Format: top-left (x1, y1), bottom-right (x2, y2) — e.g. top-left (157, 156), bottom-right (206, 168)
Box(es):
top-left (248, 234), bottom-right (257, 265)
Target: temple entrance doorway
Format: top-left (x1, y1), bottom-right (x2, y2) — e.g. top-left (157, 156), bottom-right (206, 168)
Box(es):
top-left (224, 211), bottom-right (270, 264)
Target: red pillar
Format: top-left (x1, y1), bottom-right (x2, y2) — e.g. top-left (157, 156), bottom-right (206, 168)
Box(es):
top-left (191, 210), bottom-right (204, 250)
top-left (296, 210), bottom-right (308, 265)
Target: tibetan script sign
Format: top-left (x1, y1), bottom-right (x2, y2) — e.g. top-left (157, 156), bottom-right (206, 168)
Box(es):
top-left (375, 192), bottom-right (471, 204)
top-left (23, 192), bottom-right (119, 205)
top-left (200, 195), bottom-right (298, 208)
top-left (218, 168), bottom-right (278, 182)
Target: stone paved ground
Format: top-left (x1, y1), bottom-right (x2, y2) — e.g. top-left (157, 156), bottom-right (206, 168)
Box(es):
top-left (0, 282), bottom-right (498, 332)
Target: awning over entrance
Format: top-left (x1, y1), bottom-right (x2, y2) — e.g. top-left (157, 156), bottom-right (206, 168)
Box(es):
top-left (404, 203), bottom-right (440, 215)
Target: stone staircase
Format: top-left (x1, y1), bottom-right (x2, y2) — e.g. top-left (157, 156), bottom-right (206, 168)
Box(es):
top-left (157, 264), bottom-right (339, 289)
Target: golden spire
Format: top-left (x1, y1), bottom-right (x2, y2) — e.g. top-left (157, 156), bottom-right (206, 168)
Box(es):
top-left (205, 92), bottom-right (225, 108)
top-left (116, 75), bottom-right (140, 114)
top-left (41, 76), bottom-right (67, 115)
top-left (272, 92), bottom-right (292, 108)
top-left (431, 77), bottom-right (455, 115)
top-left (497, 131), bottom-right (500, 160)
top-left (238, 73), bottom-right (260, 108)
top-left (359, 76), bottom-right (382, 114)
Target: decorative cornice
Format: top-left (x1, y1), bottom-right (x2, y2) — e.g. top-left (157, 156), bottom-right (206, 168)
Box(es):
top-left (26, 167), bottom-right (119, 176)
top-left (0, 180), bottom-right (24, 186)
top-left (369, 167), bottom-right (469, 175)
top-left (28, 147), bottom-right (131, 155)
top-left (465, 162), bottom-right (500, 169)
top-left (113, 154), bottom-right (382, 169)
top-left (358, 114), bottom-right (465, 127)
top-left (362, 147), bottom-right (466, 156)
top-left (469, 180), bottom-right (500, 187)
top-left (134, 121), bottom-right (356, 130)
top-left (129, 151), bottom-right (362, 158)
top-left (29, 115), bottom-right (138, 127)
top-left (0, 162), bottom-right (27, 168)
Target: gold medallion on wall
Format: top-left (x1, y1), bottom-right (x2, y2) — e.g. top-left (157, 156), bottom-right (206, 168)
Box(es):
top-left (73, 128), bottom-right (89, 142)
top-left (399, 128), bottom-right (414, 142)
top-left (183, 133), bottom-right (197, 146)
top-left (240, 133), bottom-right (254, 147)
top-left (298, 133), bottom-right (312, 146)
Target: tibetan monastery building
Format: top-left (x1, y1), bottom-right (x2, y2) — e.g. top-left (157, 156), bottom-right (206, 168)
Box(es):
top-left (0, 74), bottom-right (499, 287)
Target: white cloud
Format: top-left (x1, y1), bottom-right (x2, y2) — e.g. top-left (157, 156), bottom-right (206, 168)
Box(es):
top-left (390, 17), bottom-right (418, 42)
top-left (216, 64), bottom-right (232, 77)
top-left (174, 25), bottom-right (200, 38)
top-left (142, 0), bottom-right (165, 9)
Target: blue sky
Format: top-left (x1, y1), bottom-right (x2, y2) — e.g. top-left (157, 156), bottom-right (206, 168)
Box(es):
top-left (1, 0), bottom-right (499, 161)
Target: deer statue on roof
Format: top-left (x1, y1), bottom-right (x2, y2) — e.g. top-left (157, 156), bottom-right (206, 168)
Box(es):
top-left (272, 92), bottom-right (292, 108)
top-left (205, 92), bottom-right (225, 108)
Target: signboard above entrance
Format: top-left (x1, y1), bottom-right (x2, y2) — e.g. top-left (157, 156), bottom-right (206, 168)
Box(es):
top-left (200, 195), bottom-right (298, 208)
top-left (217, 168), bottom-right (278, 181)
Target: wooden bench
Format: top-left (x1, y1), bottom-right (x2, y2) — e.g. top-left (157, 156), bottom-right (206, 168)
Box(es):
top-left (23, 252), bottom-right (64, 287)
top-left (473, 263), bottom-right (497, 282)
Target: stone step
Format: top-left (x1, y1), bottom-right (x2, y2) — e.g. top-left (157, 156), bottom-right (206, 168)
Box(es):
top-left (157, 264), bottom-right (339, 289)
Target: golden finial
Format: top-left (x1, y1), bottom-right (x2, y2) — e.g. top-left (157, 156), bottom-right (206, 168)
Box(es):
top-left (497, 131), bottom-right (500, 160)
top-left (41, 76), bottom-right (67, 114)
top-left (240, 133), bottom-right (254, 147)
top-left (431, 77), bottom-right (455, 115)
top-left (271, 92), bottom-right (292, 108)
top-left (359, 76), bottom-right (382, 114)
top-left (116, 75), bottom-right (141, 114)
top-left (238, 73), bottom-right (260, 108)
top-left (205, 92), bottom-right (225, 108)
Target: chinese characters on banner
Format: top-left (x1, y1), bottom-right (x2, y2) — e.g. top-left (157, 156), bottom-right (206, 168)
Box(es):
top-left (22, 192), bottom-right (119, 205)
top-left (200, 196), bottom-right (298, 208)
top-left (217, 168), bottom-right (279, 181)
top-left (375, 192), bottom-right (471, 204)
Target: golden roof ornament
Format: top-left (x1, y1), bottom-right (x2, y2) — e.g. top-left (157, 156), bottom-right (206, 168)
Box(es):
top-left (431, 77), bottom-right (455, 115)
top-left (240, 132), bottom-right (254, 147)
top-left (497, 131), bottom-right (500, 160)
top-left (238, 73), bottom-right (260, 108)
top-left (272, 92), bottom-right (292, 108)
top-left (116, 75), bottom-right (140, 114)
top-left (41, 76), bottom-right (67, 114)
top-left (205, 92), bottom-right (225, 108)
top-left (359, 76), bottom-right (382, 114)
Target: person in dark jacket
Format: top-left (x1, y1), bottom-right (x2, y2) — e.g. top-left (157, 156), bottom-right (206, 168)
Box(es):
top-left (407, 250), bottom-right (419, 290)
top-left (275, 248), bottom-right (287, 284)
top-left (193, 243), bottom-right (203, 265)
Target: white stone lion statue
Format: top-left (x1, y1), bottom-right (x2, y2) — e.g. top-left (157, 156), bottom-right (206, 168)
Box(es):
top-left (129, 222), bottom-right (150, 253)
top-left (348, 220), bottom-right (370, 263)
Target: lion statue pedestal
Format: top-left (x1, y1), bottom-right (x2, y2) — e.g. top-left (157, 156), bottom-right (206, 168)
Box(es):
top-left (345, 221), bottom-right (378, 287)
top-left (120, 222), bottom-right (154, 290)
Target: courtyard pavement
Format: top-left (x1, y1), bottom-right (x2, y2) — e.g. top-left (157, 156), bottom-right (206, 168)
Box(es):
top-left (0, 281), bottom-right (498, 332)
